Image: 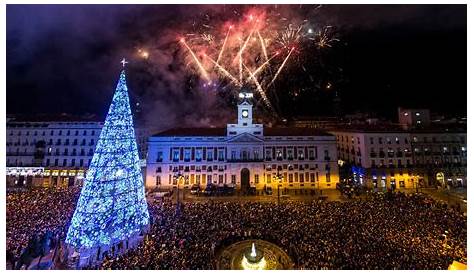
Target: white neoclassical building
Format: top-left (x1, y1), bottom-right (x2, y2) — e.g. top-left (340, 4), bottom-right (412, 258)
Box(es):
top-left (146, 94), bottom-right (339, 194)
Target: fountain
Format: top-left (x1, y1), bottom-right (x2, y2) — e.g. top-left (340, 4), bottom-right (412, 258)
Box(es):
top-left (241, 242), bottom-right (267, 270)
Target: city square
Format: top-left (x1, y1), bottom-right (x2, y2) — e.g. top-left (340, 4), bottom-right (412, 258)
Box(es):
top-left (4, 3), bottom-right (468, 271)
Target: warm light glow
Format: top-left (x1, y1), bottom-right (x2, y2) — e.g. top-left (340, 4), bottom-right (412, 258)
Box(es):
top-left (242, 256), bottom-right (267, 270)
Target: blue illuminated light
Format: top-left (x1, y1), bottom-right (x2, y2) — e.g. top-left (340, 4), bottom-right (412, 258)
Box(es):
top-left (65, 70), bottom-right (149, 249)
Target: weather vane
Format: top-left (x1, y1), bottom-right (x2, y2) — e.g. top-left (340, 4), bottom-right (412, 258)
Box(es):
top-left (121, 58), bottom-right (128, 68)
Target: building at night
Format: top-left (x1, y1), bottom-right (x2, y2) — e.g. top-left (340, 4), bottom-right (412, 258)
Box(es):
top-left (398, 107), bottom-right (431, 129)
top-left (5, 115), bottom-right (149, 188)
top-left (146, 93), bottom-right (339, 194)
top-left (331, 127), bottom-right (466, 190)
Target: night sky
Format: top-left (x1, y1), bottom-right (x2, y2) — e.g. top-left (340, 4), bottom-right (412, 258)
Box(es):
top-left (6, 5), bottom-right (466, 130)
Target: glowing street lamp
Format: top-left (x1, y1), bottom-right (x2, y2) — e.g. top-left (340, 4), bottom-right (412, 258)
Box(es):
top-left (273, 169), bottom-right (283, 204)
top-left (173, 171), bottom-right (184, 204)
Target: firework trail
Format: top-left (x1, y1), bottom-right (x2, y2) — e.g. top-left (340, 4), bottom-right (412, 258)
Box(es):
top-left (173, 5), bottom-right (339, 117)
top-left (268, 47), bottom-right (295, 87)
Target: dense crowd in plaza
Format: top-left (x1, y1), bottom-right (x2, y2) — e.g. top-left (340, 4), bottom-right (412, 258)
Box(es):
top-left (6, 187), bottom-right (466, 270)
top-left (6, 187), bottom-right (81, 268)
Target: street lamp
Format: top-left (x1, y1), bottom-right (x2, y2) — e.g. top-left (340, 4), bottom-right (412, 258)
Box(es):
top-left (173, 171), bottom-right (184, 205)
top-left (273, 169), bottom-right (283, 205)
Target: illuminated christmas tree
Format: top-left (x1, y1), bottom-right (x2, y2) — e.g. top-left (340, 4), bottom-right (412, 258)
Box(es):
top-left (66, 64), bottom-right (149, 263)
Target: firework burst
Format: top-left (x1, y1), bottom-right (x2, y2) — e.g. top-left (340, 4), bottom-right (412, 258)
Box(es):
top-left (176, 6), bottom-right (340, 116)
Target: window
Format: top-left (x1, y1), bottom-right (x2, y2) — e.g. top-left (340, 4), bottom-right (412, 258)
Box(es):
top-left (196, 150), bottom-right (202, 161)
top-left (91, 131), bottom-right (95, 136)
top-left (54, 159), bottom-right (59, 166)
top-left (231, 151), bottom-right (236, 160)
top-left (156, 176), bottom-right (161, 186)
top-left (310, 173), bottom-right (315, 182)
top-left (218, 150), bottom-right (224, 161)
top-left (80, 159), bottom-right (84, 167)
top-left (299, 173), bottom-right (304, 183)
top-left (157, 151), bottom-right (163, 162)
top-left (196, 175), bottom-right (201, 185)
top-left (231, 175), bottom-right (236, 184)
top-left (287, 149), bottom-right (293, 159)
top-left (254, 174), bottom-right (259, 184)
top-left (184, 150), bottom-right (191, 161)
top-left (71, 159), bottom-right (76, 166)
top-left (62, 159), bottom-right (67, 166)
top-left (370, 137), bottom-right (374, 145)
top-left (357, 137), bottom-right (360, 144)
top-left (173, 150), bottom-right (179, 161)
top-left (253, 150), bottom-right (259, 159)
top-left (326, 173), bottom-right (331, 182)
top-left (378, 137), bottom-right (383, 144)
top-left (207, 151), bottom-right (213, 161)
top-left (266, 174), bottom-right (271, 184)
top-left (289, 173), bottom-right (293, 183)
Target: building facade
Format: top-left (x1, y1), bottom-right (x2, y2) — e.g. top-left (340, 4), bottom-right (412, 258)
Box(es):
top-left (6, 116), bottom-right (149, 188)
top-left (398, 107), bottom-right (431, 129)
top-left (146, 96), bottom-right (339, 194)
top-left (331, 128), bottom-right (466, 190)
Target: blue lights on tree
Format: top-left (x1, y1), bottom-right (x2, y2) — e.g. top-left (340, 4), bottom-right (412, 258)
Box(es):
top-left (66, 69), bottom-right (149, 250)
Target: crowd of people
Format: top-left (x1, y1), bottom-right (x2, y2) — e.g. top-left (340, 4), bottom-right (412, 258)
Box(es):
top-left (6, 187), bottom-right (467, 270)
top-left (6, 187), bottom-right (81, 268)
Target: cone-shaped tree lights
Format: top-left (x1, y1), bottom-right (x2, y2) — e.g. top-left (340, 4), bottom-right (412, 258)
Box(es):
top-left (66, 66), bottom-right (149, 264)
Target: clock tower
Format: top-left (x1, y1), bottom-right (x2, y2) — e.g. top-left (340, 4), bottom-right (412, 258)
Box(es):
top-left (226, 91), bottom-right (263, 137)
top-left (238, 95), bottom-right (253, 126)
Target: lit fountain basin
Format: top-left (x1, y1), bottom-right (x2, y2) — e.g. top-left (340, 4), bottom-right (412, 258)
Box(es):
top-left (215, 239), bottom-right (294, 270)
top-left (241, 243), bottom-right (267, 270)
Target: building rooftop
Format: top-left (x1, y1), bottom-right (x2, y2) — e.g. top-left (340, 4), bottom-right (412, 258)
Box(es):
top-left (330, 124), bottom-right (466, 134)
top-left (152, 127), bottom-right (333, 137)
top-left (7, 113), bottom-right (103, 123)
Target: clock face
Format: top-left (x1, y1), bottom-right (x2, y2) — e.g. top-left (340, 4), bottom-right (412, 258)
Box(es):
top-left (242, 110), bottom-right (249, 118)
